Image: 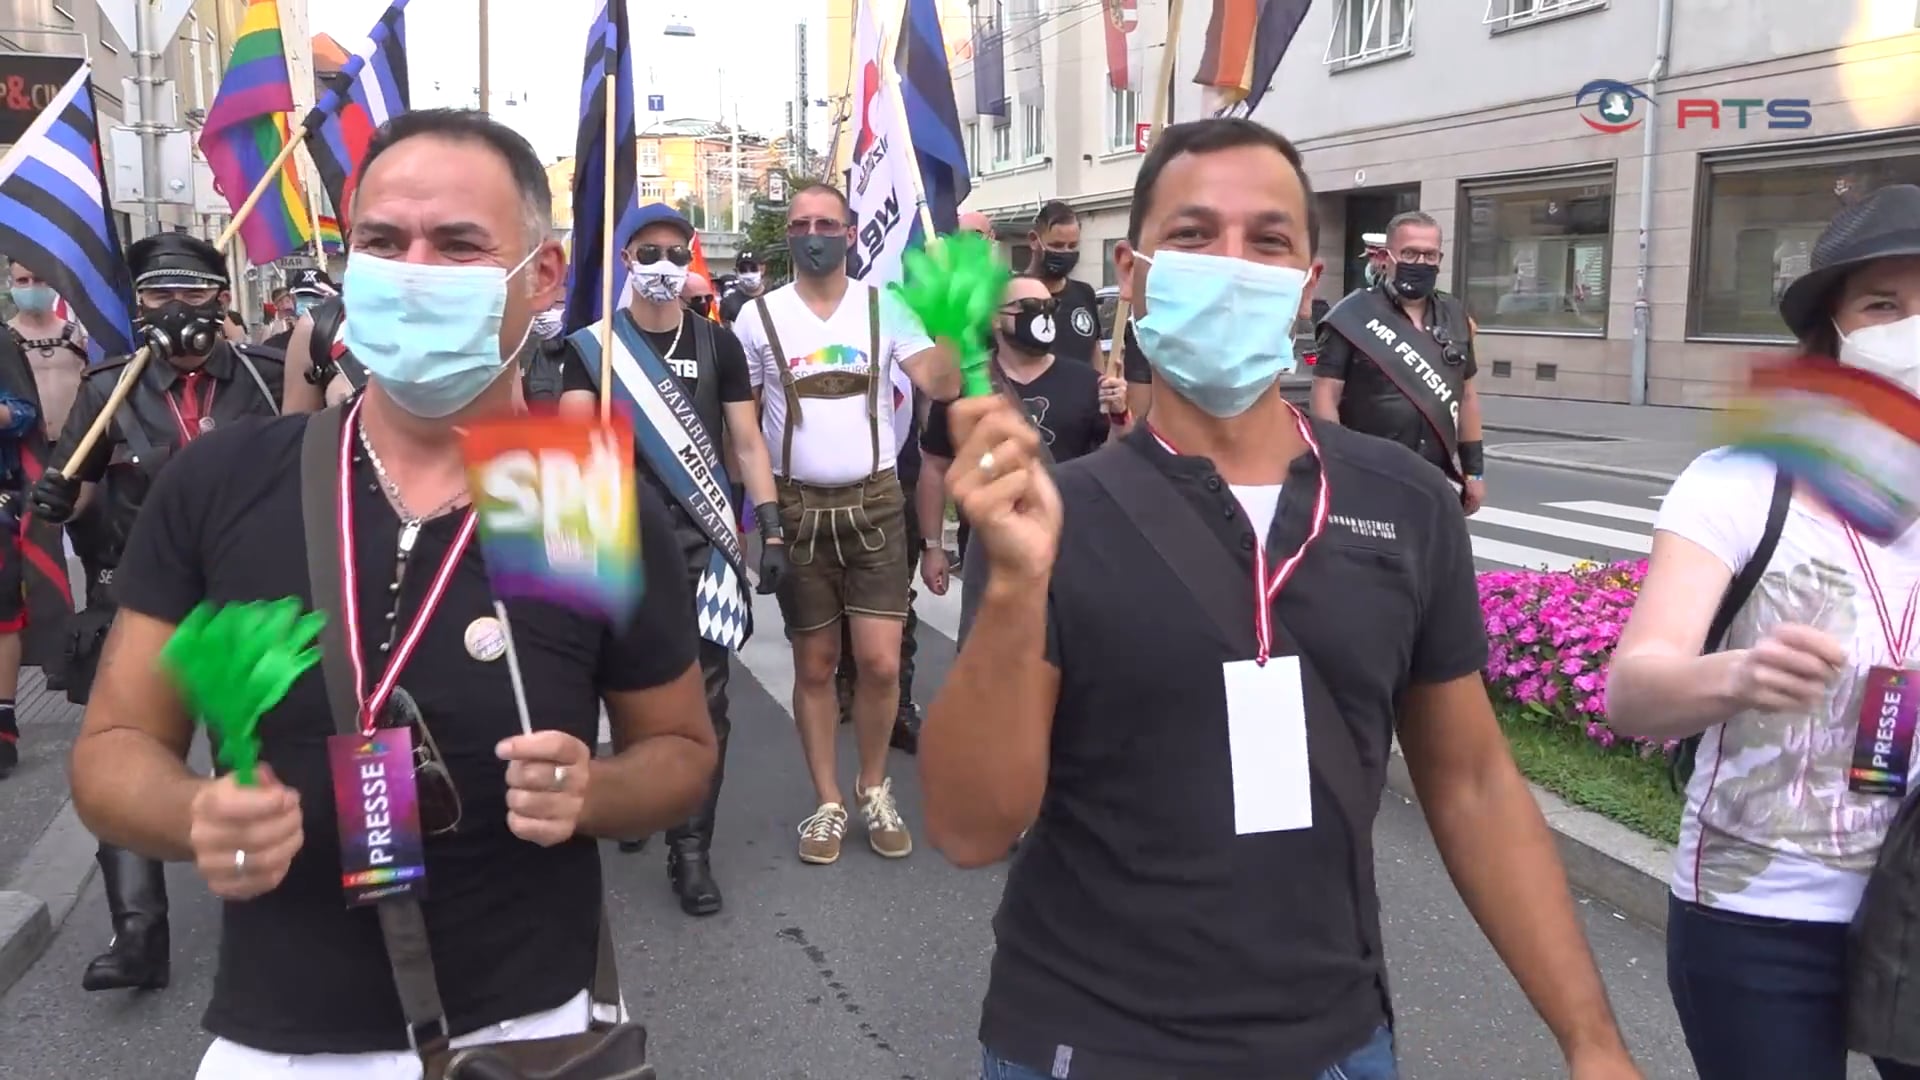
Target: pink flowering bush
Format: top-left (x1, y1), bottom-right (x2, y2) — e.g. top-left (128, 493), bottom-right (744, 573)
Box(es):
top-left (1478, 559), bottom-right (1667, 751)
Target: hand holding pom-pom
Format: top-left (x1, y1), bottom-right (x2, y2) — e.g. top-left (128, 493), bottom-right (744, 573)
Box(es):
top-left (161, 599), bottom-right (325, 785)
top-left (890, 231), bottom-right (1010, 398)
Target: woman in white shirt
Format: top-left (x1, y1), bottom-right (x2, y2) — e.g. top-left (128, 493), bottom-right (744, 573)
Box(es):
top-left (1608, 183), bottom-right (1920, 1080)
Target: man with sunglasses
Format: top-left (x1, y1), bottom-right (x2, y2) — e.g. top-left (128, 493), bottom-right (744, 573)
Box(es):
top-left (28, 232), bottom-right (286, 995)
top-left (1310, 211), bottom-right (1488, 515)
top-left (560, 202), bottom-right (786, 916)
top-left (683, 270), bottom-right (717, 321)
top-left (733, 182), bottom-right (959, 867)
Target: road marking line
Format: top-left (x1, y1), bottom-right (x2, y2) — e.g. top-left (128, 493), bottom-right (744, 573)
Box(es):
top-left (1471, 535), bottom-right (1585, 572)
top-left (1543, 500), bottom-right (1660, 525)
top-left (1474, 507), bottom-right (1652, 553)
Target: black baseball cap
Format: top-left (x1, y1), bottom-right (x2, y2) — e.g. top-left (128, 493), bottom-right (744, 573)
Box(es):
top-left (736, 251), bottom-right (761, 272)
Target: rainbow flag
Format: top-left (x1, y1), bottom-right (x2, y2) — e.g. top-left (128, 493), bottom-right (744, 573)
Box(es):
top-left (461, 414), bottom-right (644, 626)
top-left (317, 214), bottom-right (343, 254)
top-left (1723, 356), bottom-right (1920, 543)
top-left (199, 0), bottom-right (310, 263)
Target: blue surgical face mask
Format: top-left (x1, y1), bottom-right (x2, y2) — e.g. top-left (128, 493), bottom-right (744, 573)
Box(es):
top-left (1130, 249), bottom-right (1309, 418)
top-left (10, 285), bottom-right (54, 314)
top-left (292, 296), bottom-right (318, 319)
top-left (342, 248), bottom-right (540, 418)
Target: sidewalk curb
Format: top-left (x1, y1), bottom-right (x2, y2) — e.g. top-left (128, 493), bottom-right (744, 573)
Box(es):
top-left (1485, 448), bottom-right (1680, 485)
top-left (0, 799), bottom-right (100, 996)
top-left (1482, 422), bottom-right (1617, 443)
top-left (1384, 750), bottom-right (1673, 932)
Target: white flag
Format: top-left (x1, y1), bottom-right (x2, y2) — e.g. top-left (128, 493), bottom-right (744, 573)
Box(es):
top-left (845, 0), bottom-right (921, 454)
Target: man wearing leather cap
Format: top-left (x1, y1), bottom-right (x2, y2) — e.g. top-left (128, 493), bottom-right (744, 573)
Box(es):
top-left (28, 231), bottom-right (286, 993)
top-left (263, 267), bottom-right (335, 353)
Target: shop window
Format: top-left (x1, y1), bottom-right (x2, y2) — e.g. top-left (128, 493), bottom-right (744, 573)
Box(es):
top-left (1690, 140), bottom-right (1920, 339)
top-left (1457, 168), bottom-right (1614, 336)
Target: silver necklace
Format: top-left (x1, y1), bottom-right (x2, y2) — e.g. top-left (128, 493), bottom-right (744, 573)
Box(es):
top-left (355, 420), bottom-right (467, 548)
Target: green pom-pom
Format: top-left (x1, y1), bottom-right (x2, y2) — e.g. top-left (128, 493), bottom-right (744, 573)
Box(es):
top-left (889, 230), bottom-right (1010, 398)
top-left (161, 599), bottom-right (325, 785)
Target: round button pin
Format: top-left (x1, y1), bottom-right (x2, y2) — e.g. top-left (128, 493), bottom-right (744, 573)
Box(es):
top-left (464, 616), bottom-right (508, 662)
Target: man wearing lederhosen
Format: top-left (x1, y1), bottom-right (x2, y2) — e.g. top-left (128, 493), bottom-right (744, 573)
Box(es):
top-left (29, 234), bottom-right (286, 992)
top-left (1309, 211), bottom-right (1488, 515)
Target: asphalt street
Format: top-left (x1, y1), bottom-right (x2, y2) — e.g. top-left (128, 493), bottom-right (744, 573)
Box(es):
top-left (0, 567), bottom-right (1712, 1080)
top-left (1473, 440), bottom-right (1670, 572)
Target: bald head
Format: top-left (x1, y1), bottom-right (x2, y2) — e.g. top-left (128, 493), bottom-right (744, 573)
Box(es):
top-left (683, 271), bottom-right (713, 300)
top-left (958, 211), bottom-right (995, 240)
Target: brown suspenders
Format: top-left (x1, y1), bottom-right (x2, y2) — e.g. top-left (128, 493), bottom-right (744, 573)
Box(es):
top-left (753, 289), bottom-right (886, 483)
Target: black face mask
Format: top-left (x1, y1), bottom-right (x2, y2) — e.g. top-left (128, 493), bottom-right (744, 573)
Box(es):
top-left (1003, 310), bottom-right (1057, 355)
top-left (795, 235), bottom-right (849, 277)
top-left (1391, 261), bottom-right (1439, 301)
top-left (686, 295), bottom-right (714, 318)
top-left (141, 299), bottom-right (223, 358)
top-left (1040, 250), bottom-right (1079, 278)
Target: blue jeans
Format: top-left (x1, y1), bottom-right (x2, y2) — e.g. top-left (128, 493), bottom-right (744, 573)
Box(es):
top-left (1668, 895), bottom-right (1920, 1080)
top-left (981, 1024), bottom-right (1396, 1079)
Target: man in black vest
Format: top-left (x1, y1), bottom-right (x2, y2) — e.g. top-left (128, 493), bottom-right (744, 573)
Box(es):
top-left (559, 203), bottom-right (789, 916)
top-left (1309, 211), bottom-right (1487, 514)
top-left (29, 232), bottom-right (286, 992)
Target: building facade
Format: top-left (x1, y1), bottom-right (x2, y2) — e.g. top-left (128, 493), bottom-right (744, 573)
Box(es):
top-left (948, 0), bottom-right (1920, 406)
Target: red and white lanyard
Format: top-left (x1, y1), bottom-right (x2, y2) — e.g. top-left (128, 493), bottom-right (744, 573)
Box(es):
top-left (1844, 523), bottom-right (1920, 665)
top-left (1150, 406), bottom-right (1332, 665)
top-left (163, 373), bottom-right (218, 443)
top-left (337, 396), bottom-right (478, 737)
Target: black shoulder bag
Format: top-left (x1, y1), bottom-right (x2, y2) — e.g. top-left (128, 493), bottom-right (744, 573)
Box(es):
top-left (298, 407), bottom-right (654, 1080)
top-left (1669, 468), bottom-right (1792, 790)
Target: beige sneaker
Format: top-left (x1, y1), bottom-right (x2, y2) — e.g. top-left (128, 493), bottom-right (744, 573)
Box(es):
top-left (797, 803), bottom-right (848, 864)
top-left (860, 778), bottom-right (913, 858)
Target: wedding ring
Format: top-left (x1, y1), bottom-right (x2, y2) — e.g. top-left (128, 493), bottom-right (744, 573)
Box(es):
top-left (233, 849), bottom-right (247, 873)
top-left (552, 765), bottom-right (569, 792)
top-left (978, 450), bottom-right (997, 478)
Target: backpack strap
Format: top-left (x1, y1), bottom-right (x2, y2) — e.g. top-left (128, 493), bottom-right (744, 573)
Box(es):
top-left (1672, 466), bottom-right (1793, 790)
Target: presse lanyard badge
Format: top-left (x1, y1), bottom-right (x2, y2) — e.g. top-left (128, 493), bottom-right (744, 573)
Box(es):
top-left (1845, 525), bottom-right (1920, 798)
top-left (324, 397), bottom-right (475, 906)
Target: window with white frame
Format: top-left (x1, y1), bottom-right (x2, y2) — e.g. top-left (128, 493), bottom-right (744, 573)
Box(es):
top-left (1021, 103), bottom-right (1046, 160)
top-left (990, 118), bottom-right (1013, 167)
top-left (1483, 0), bottom-right (1605, 31)
top-left (963, 121), bottom-right (979, 175)
top-left (639, 142), bottom-right (660, 171)
top-left (1325, 0), bottom-right (1413, 66)
top-left (639, 180), bottom-right (664, 202)
top-left (1106, 85), bottom-right (1139, 152)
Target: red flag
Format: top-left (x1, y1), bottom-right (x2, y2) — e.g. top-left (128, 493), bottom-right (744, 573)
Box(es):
top-left (1103, 0), bottom-right (1138, 91)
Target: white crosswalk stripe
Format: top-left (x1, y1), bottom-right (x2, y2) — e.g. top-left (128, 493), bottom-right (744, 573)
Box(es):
top-left (1469, 499), bottom-right (1654, 570)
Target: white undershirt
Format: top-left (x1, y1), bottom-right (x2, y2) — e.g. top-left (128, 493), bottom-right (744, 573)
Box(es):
top-left (1231, 483), bottom-right (1284, 540)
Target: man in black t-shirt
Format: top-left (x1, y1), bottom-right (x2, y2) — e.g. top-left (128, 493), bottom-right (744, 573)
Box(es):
top-left (556, 202), bottom-right (788, 917)
top-left (920, 118), bottom-right (1638, 1080)
top-left (919, 275), bottom-right (1128, 639)
top-left (716, 250), bottom-right (765, 327)
top-left (1025, 201), bottom-right (1102, 366)
top-left (65, 109), bottom-right (717, 1068)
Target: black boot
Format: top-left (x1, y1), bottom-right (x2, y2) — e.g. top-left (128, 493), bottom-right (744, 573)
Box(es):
top-left (81, 845), bottom-right (169, 992)
top-left (665, 642), bottom-right (730, 916)
top-left (891, 601), bottom-right (921, 755)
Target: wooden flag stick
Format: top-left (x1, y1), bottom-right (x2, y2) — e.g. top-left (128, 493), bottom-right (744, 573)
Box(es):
top-left (55, 124), bottom-right (310, 477)
top-left (597, 67), bottom-right (619, 426)
top-left (1101, 0), bottom-right (1184, 382)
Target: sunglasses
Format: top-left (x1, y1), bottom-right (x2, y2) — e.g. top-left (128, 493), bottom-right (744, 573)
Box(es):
top-left (629, 243), bottom-right (692, 267)
top-left (382, 686), bottom-right (462, 836)
top-left (1001, 297), bottom-right (1057, 317)
top-left (687, 295), bottom-right (714, 316)
top-left (786, 217), bottom-right (847, 237)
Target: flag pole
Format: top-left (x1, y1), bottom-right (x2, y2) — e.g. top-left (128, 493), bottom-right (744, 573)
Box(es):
top-left (55, 124), bottom-right (311, 477)
top-left (596, 66), bottom-right (618, 425)
top-left (1101, 0), bottom-right (1183, 382)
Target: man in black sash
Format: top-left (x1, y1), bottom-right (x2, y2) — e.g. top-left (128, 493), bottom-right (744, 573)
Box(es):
top-left (29, 233), bottom-right (285, 992)
top-left (563, 203), bottom-right (789, 916)
top-left (1310, 211), bottom-right (1487, 514)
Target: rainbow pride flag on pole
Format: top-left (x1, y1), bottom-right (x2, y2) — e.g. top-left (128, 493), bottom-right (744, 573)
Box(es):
top-left (317, 214), bottom-right (344, 254)
top-left (199, 0), bottom-right (311, 262)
